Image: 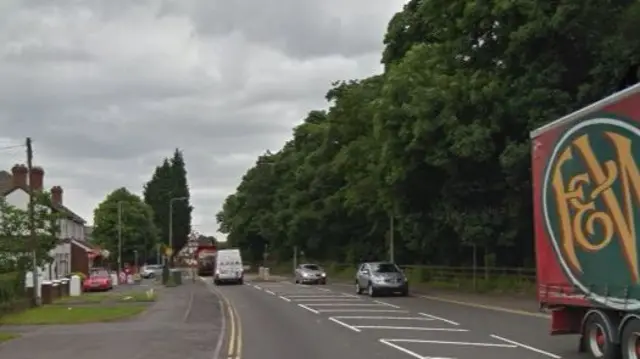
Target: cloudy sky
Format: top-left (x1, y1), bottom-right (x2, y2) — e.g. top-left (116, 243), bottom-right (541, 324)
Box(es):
top-left (0, 0), bottom-right (407, 239)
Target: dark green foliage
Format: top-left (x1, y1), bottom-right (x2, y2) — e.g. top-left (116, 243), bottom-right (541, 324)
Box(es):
top-left (143, 149), bottom-right (193, 255)
top-left (217, 0), bottom-right (640, 267)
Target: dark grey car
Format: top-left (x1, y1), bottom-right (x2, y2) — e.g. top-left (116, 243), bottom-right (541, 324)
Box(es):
top-left (295, 263), bottom-right (327, 284)
top-left (355, 262), bottom-right (409, 297)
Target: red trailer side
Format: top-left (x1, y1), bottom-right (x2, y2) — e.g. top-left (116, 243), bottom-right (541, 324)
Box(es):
top-left (531, 83), bottom-right (640, 358)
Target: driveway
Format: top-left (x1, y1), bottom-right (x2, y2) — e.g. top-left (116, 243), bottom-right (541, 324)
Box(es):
top-left (0, 282), bottom-right (224, 359)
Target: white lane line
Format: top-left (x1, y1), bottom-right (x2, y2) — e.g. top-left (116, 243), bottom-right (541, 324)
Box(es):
top-left (329, 317), bottom-right (361, 332)
top-left (292, 298), bottom-right (362, 302)
top-left (316, 309), bottom-right (409, 313)
top-left (285, 294), bottom-right (359, 298)
top-left (317, 287), bottom-right (332, 292)
top-left (253, 285), bottom-right (262, 290)
top-left (279, 296), bottom-right (291, 302)
top-left (384, 338), bottom-right (517, 348)
top-left (491, 335), bottom-right (561, 358)
top-left (305, 303), bottom-right (386, 307)
top-left (419, 312), bottom-right (460, 326)
top-left (354, 326), bottom-right (468, 332)
top-left (265, 290), bottom-right (275, 295)
top-left (332, 316), bottom-right (435, 320)
top-left (298, 304), bottom-right (320, 314)
top-left (380, 339), bottom-right (454, 359)
top-left (373, 300), bottom-right (401, 308)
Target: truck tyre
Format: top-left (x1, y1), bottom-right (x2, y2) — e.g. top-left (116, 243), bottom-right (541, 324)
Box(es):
top-left (583, 313), bottom-right (619, 359)
top-left (621, 316), bottom-right (640, 359)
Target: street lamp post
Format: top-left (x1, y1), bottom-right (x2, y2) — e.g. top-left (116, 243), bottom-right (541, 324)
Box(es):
top-left (117, 201), bottom-right (123, 277)
top-left (168, 196), bottom-right (188, 267)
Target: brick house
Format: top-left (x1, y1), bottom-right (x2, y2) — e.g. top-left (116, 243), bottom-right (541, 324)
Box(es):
top-left (0, 164), bottom-right (88, 279)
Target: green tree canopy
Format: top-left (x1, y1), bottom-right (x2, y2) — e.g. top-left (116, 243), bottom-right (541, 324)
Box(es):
top-left (92, 188), bottom-right (158, 266)
top-left (143, 149), bottom-right (193, 255)
top-left (0, 191), bottom-right (61, 272)
top-left (217, 0), bottom-right (640, 268)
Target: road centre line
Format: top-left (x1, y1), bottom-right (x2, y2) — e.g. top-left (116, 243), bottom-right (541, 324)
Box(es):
top-left (491, 335), bottom-right (561, 359)
top-left (383, 338), bottom-right (517, 348)
top-left (252, 285), bottom-right (262, 290)
top-left (329, 317), bottom-right (361, 332)
top-left (265, 290), bottom-right (275, 295)
top-left (354, 325), bottom-right (468, 332)
top-left (418, 312), bottom-right (460, 326)
top-left (298, 304), bottom-right (320, 314)
top-left (279, 296), bottom-right (291, 302)
top-left (317, 287), bottom-right (332, 292)
top-left (379, 339), bottom-right (454, 359)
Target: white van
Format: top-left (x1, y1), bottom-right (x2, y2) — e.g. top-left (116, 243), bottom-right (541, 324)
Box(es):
top-left (214, 248), bottom-right (244, 285)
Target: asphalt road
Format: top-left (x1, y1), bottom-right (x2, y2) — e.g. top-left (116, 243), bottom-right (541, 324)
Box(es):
top-left (211, 278), bottom-right (584, 359)
top-left (0, 282), bottom-right (225, 359)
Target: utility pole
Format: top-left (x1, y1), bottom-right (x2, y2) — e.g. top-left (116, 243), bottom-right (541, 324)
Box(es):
top-left (117, 201), bottom-right (122, 277)
top-left (293, 246), bottom-right (298, 274)
top-left (389, 212), bottom-right (395, 263)
top-left (26, 137), bottom-right (40, 306)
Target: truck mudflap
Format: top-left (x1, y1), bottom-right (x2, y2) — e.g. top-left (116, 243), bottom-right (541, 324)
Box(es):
top-left (550, 307), bottom-right (585, 335)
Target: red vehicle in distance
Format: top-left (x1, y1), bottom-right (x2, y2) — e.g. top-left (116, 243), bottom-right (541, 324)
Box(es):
top-left (83, 268), bottom-right (113, 292)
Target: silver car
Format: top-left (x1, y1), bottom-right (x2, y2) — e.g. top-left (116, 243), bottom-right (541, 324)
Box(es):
top-left (294, 263), bottom-right (327, 284)
top-left (141, 264), bottom-right (163, 279)
top-left (355, 262), bottom-right (409, 297)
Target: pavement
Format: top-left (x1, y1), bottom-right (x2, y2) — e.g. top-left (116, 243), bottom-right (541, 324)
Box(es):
top-left (210, 277), bottom-right (584, 359)
top-left (0, 281), bottom-right (224, 359)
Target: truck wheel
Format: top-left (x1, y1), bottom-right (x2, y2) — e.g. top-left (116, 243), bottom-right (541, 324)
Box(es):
top-left (621, 316), bottom-right (640, 359)
top-left (584, 313), bottom-right (619, 359)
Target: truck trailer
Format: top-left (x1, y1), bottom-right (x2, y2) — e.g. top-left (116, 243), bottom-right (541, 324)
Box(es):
top-left (532, 83), bottom-right (640, 359)
top-left (195, 245), bottom-right (217, 276)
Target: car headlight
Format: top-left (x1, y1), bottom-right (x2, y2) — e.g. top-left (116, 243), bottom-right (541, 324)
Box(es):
top-left (302, 272), bottom-right (311, 277)
top-left (321, 273), bottom-right (326, 277)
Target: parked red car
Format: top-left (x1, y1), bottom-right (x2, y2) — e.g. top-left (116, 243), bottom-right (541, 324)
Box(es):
top-left (83, 270), bottom-right (113, 292)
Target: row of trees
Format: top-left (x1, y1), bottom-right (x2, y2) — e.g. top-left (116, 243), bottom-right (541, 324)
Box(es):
top-left (91, 149), bottom-right (193, 265)
top-left (217, 0), bottom-right (640, 267)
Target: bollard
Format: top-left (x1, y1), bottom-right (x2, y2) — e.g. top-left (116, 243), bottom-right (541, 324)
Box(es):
top-left (258, 266), bottom-right (265, 280)
top-left (69, 275), bottom-right (82, 297)
top-left (264, 267), bottom-right (270, 281)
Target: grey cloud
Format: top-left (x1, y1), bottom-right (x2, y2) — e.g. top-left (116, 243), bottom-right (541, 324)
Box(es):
top-left (0, 0), bottom-right (406, 234)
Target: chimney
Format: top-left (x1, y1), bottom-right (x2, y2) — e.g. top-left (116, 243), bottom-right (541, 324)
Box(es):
top-left (51, 186), bottom-right (63, 206)
top-left (29, 166), bottom-right (44, 191)
top-left (11, 164), bottom-right (28, 188)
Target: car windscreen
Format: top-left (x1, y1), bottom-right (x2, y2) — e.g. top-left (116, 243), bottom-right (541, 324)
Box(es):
top-left (302, 264), bottom-right (320, 270)
top-left (372, 263), bottom-right (400, 273)
top-left (91, 271), bottom-right (109, 278)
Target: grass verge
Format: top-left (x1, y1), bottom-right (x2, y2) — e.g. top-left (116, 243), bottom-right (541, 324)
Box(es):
top-left (0, 305), bottom-right (148, 325)
top-left (0, 332), bottom-right (19, 343)
top-left (55, 290), bottom-right (157, 304)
